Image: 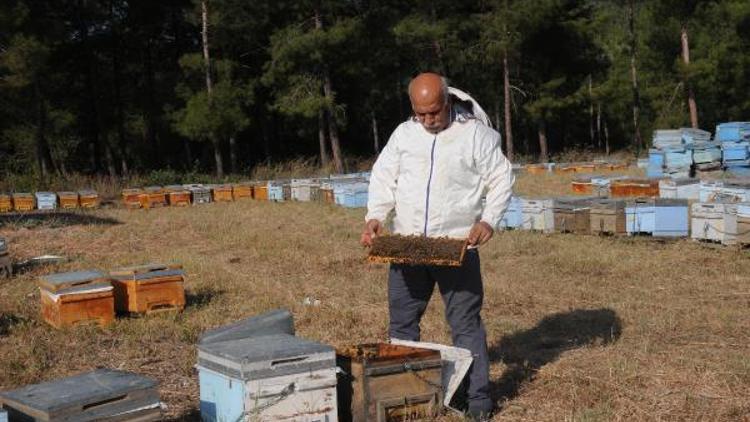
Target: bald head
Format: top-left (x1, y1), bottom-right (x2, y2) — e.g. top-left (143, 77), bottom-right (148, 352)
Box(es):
top-left (408, 73), bottom-right (451, 133)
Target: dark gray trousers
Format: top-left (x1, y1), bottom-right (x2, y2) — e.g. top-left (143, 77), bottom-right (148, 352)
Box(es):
top-left (388, 250), bottom-right (492, 413)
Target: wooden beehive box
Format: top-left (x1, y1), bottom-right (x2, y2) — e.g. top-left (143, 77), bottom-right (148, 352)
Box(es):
top-left (553, 197), bottom-right (593, 234)
top-left (589, 199), bottom-right (626, 235)
top-left (144, 186), bottom-right (167, 208)
top-left (571, 176), bottom-right (594, 195)
top-left (691, 202), bottom-right (738, 245)
top-left (282, 182), bottom-right (292, 201)
top-left (185, 184), bottom-right (211, 204)
top-left (122, 188), bottom-right (146, 209)
top-left (735, 203), bottom-right (750, 245)
top-left (231, 183), bottom-right (253, 200)
top-left (110, 263), bottom-right (185, 314)
top-left (525, 163), bottom-right (549, 175)
top-left (57, 191), bottom-right (79, 209)
top-left (368, 235), bottom-right (467, 267)
top-left (38, 270), bottom-right (114, 329)
top-left (164, 185), bottom-right (191, 207)
top-left (253, 182), bottom-right (268, 201)
top-left (610, 178), bottom-right (660, 198)
top-left (336, 343), bottom-right (443, 422)
top-left (0, 369), bottom-right (161, 421)
top-left (78, 189), bottom-right (100, 209)
top-left (0, 194), bottom-right (12, 213)
top-left (521, 198), bottom-right (555, 232)
top-left (212, 184), bottom-right (233, 202)
top-left (12, 193), bottom-right (34, 212)
top-left (574, 163), bottom-right (597, 173)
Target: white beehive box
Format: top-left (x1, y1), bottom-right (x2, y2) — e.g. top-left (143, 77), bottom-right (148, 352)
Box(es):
top-left (659, 178), bottom-right (700, 200)
top-left (690, 202), bottom-right (738, 245)
top-left (521, 198), bottom-right (554, 233)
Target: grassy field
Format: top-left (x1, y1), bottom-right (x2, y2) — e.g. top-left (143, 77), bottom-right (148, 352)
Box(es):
top-left (0, 170), bottom-right (748, 421)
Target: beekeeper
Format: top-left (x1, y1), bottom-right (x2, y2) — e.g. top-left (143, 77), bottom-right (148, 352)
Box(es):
top-left (360, 72), bottom-right (514, 420)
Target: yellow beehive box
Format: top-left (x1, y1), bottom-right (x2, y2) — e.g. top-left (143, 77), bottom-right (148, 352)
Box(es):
top-left (0, 194), bottom-right (12, 213)
top-left (12, 193), bottom-right (34, 212)
top-left (212, 185), bottom-right (233, 202)
top-left (58, 191), bottom-right (79, 209)
top-left (78, 190), bottom-right (100, 209)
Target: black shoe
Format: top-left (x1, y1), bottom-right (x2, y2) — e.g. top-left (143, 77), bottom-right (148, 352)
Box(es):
top-left (465, 409), bottom-right (492, 421)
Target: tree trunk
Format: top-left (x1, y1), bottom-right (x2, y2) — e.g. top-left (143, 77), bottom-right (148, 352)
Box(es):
top-left (588, 75), bottom-right (595, 148)
top-left (596, 102), bottom-right (603, 150)
top-left (229, 136), bottom-right (237, 173)
top-left (318, 109), bottom-right (330, 167)
top-left (371, 110), bottom-right (380, 153)
top-left (538, 118), bottom-right (549, 163)
top-left (34, 83), bottom-right (53, 177)
top-left (111, 0), bottom-right (128, 176)
top-left (628, 0), bottom-right (643, 155)
top-left (604, 117), bottom-right (611, 156)
top-left (503, 50), bottom-right (514, 161)
top-left (202, 0), bottom-right (223, 177)
top-left (184, 139), bottom-right (193, 168)
top-left (104, 143), bottom-right (117, 178)
top-left (144, 39), bottom-right (160, 166)
top-left (315, 9), bottom-right (344, 173)
top-left (681, 26), bottom-right (699, 129)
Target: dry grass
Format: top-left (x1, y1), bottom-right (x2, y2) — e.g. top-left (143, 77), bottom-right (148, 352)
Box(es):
top-left (0, 170), bottom-right (748, 421)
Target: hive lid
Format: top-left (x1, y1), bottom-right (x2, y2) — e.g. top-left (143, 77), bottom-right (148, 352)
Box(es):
top-left (35, 192), bottom-right (55, 197)
top-left (78, 189), bottom-right (97, 196)
top-left (57, 191), bottom-right (78, 196)
top-left (144, 186), bottom-right (164, 193)
top-left (12, 193), bottom-right (32, 198)
top-left (199, 309), bottom-right (294, 345)
top-left (197, 334), bottom-right (334, 380)
top-left (122, 188), bottom-right (143, 194)
top-left (38, 270), bottom-right (109, 293)
top-left (0, 369), bottom-right (158, 419)
top-left (655, 198), bottom-right (688, 207)
top-left (110, 265), bottom-right (184, 282)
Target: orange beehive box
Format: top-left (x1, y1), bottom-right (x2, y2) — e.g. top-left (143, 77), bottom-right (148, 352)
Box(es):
top-left (144, 186), bottom-right (167, 208)
top-left (525, 164), bottom-right (549, 175)
top-left (574, 163), bottom-right (597, 173)
top-left (253, 183), bottom-right (268, 201)
top-left (122, 188), bottom-right (145, 209)
top-left (610, 178), bottom-right (660, 198)
top-left (78, 190), bottom-right (100, 209)
top-left (0, 194), bottom-right (12, 212)
top-left (323, 187), bottom-right (335, 204)
top-left (38, 270), bottom-right (114, 329)
top-left (212, 185), bottom-right (233, 202)
top-left (164, 185), bottom-right (191, 207)
top-left (232, 183), bottom-right (253, 200)
top-left (571, 177), bottom-right (594, 195)
top-left (554, 164), bottom-right (577, 174)
top-left (58, 191), bottom-right (79, 209)
top-left (110, 263), bottom-right (185, 314)
top-left (12, 193), bottom-right (34, 212)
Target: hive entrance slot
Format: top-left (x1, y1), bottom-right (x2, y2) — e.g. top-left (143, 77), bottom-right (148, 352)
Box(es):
top-left (81, 394), bottom-right (127, 410)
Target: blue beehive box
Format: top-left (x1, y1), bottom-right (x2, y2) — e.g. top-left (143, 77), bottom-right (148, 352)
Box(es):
top-left (726, 165), bottom-right (750, 178)
top-left (716, 122), bottom-right (750, 142)
top-left (626, 198), bottom-right (655, 235)
top-left (267, 182), bottom-right (284, 202)
top-left (498, 196), bottom-right (523, 230)
top-left (654, 198), bottom-right (689, 237)
top-left (197, 334), bottom-right (337, 422)
top-left (690, 143), bottom-right (722, 164)
top-left (0, 409), bottom-right (6, 422)
top-left (722, 143), bottom-right (750, 162)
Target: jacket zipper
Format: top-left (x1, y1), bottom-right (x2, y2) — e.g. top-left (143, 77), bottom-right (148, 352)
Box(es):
top-left (424, 136), bottom-right (437, 236)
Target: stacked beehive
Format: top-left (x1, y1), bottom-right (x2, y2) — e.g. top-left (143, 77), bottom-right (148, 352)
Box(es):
top-left (717, 122), bottom-right (750, 176)
top-left (651, 128), bottom-right (712, 178)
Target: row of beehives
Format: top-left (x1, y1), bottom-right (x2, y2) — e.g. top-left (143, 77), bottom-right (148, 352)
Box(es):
top-left (571, 175), bottom-right (750, 200)
top-left (524, 160), bottom-right (629, 175)
top-left (37, 264), bottom-right (186, 329)
top-left (0, 307), bottom-right (458, 421)
top-left (498, 196), bottom-right (750, 246)
top-left (0, 190), bottom-right (99, 212)
top-left (121, 172), bottom-right (371, 210)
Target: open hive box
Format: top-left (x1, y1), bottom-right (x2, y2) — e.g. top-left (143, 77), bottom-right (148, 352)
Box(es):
top-left (57, 191), bottom-right (79, 209)
top-left (368, 235), bottom-right (467, 267)
top-left (336, 343), bottom-right (443, 422)
top-left (0, 194), bottom-right (12, 212)
top-left (78, 189), bottom-right (99, 208)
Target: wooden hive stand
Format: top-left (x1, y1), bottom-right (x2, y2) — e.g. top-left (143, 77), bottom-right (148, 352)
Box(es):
top-left (38, 270), bottom-right (114, 329)
top-left (110, 263), bottom-right (186, 315)
top-left (57, 191), bottom-right (80, 209)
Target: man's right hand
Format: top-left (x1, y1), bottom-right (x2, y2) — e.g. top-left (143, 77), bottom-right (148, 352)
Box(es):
top-left (360, 219), bottom-right (382, 247)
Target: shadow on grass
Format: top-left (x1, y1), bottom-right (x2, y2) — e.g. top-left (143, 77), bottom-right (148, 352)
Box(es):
top-left (489, 308), bottom-right (622, 406)
top-left (0, 313), bottom-right (25, 335)
top-left (0, 211), bottom-right (121, 229)
top-left (185, 288), bottom-right (224, 310)
top-left (163, 409), bottom-right (201, 421)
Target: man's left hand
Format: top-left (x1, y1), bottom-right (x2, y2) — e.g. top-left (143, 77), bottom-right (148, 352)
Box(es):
top-left (468, 221), bottom-right (494, 247)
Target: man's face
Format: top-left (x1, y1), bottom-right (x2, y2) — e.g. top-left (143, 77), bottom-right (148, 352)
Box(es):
top-left (412, 96), bottom-right (450, 134)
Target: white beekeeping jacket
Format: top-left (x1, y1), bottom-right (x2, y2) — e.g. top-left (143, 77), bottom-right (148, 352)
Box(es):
top-left (366, 89), bottom-right (514, 239)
